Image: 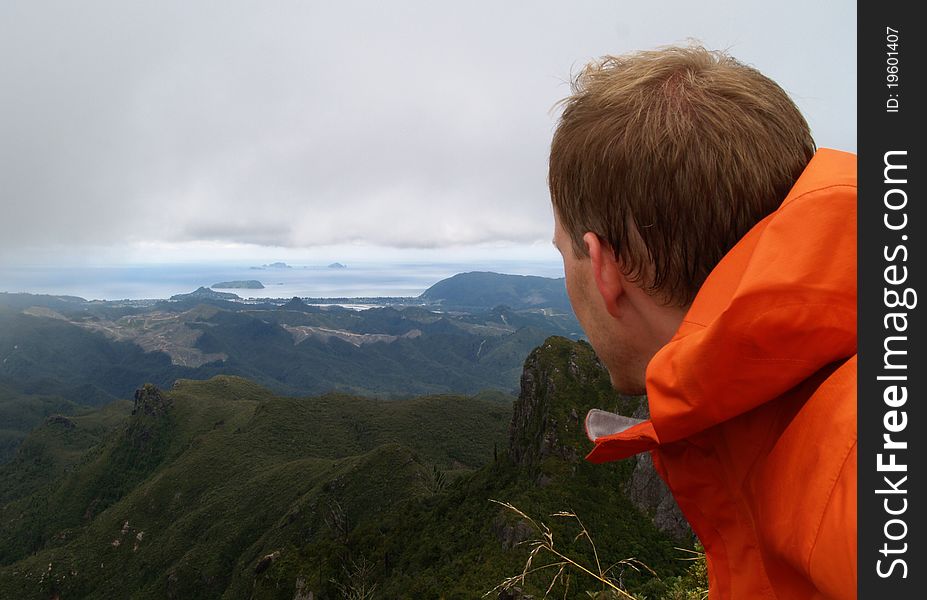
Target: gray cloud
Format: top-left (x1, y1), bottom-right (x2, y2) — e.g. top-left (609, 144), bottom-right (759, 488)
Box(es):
top-left (0, 1), bottom-right (856, 263)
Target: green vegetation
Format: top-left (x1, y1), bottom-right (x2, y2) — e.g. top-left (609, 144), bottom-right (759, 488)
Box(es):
top-left (0, 290), bottom-right (579, 406)
top-left (0, 337), bottom-right (699, 599)
top-left (0, 309), bottom-right (202, 405)
top-left (1, 286), bottom-right (580, 463)
top-left (0, 384), bottom-right (83, 464)
top-left (0, 375), bottom-right (511, 597)
top-left (170, 287), bottom-right (240, 301)
top-left (0, 398), bottom-right (131, 503)
top-left (419, 271), bottom-right (571, 312)
top-left (0, 276), bottom-right (700, 598)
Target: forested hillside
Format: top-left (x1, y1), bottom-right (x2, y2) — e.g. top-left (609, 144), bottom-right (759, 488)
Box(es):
top-left (0, 338), bottom-right (700, 599)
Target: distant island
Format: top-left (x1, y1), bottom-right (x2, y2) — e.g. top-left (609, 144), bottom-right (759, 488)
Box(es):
top-left (250, 262), bottom-right (292, 270)
top-left (212, 280), bottom-right (265, 289)
top-left (327, 262), bottom-right (347, 269)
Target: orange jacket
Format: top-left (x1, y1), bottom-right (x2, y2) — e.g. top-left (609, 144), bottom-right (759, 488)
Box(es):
top-left (586, 149), bottom-right (857, 599)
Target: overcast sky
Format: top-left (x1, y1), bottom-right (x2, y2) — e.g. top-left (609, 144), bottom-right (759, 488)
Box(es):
top-left (0, 1), bottom-right (856, 266)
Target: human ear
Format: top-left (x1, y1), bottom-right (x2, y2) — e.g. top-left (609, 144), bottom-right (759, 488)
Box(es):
top-left (583, 232), bottom-right (624, 319)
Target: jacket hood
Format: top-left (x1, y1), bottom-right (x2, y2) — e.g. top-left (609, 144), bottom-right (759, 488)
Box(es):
top-left (587, 148), bottom-right (857, 463)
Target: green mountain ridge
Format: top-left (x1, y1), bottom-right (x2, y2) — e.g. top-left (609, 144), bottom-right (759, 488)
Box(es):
top-left (0, 338), bottom-right (696, 599)
top-left (1, 280), bottom-right (582, 463)
top-left (419, 271), bottom-right (571, 312)
top-left (171, 287), bottom-right (241, 301)
top-left (1, 274), bottom-right (580, 402)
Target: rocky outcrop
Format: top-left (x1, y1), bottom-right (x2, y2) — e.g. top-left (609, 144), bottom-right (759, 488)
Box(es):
top-left (132, 383), bottom-right (172, 417)
top-left (507, 336), bottom-right (692, 541)
top-left (254, 550), bottom-right (281, 574)
top-left (625, 450), bottom-right (692, 542)
top-left (508, 358), bottom-right (557, 468)
top-left (293, 576), bottom-right (314, 600)
top-left (44, 414), bottom-right (76, 428)
top-left (623, 402), bottom-right (693, 542)
top-left (125, 384), bottom-right (174, 455)
top-left (508, 337), bottom-right (626, 468)
top-left (491, 512), bottom-right (534, 549)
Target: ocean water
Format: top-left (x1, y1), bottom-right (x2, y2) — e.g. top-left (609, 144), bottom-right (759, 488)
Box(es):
top-left (0, 261), bottom-right (565, 301)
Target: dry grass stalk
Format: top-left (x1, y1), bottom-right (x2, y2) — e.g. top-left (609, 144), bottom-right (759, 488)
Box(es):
top-left (485, 500), bottom-right (655, 599)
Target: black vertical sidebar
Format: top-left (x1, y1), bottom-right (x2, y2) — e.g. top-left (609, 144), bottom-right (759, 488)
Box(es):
top-left (859, 1), bottom-right (925, 597)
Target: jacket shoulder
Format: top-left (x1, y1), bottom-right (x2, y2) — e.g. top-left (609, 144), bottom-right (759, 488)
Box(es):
top-left (780, 148), bottom-right (856, 211)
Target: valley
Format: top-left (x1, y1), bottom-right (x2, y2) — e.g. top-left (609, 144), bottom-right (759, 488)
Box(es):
top-left (0, 272), bottom-right (702, 598)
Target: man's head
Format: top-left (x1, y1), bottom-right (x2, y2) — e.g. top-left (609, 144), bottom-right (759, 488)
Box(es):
top-left (549, 45), bottom-right (815, 393)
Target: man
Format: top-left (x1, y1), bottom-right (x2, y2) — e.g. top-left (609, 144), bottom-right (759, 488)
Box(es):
top-left (549, 46), bottom-right (856, 599)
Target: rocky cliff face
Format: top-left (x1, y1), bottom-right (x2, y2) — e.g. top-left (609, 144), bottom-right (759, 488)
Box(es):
top-left (508, 336), bottom-right (691, 541)
top-left (132, 383), bottom-right (172, 417)
top-left (624, 402), bottom-right (692, 541)
top-left (508, 338), bottom-right (613, 468)
top-left (125, 383), bottom-right (174, 455)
